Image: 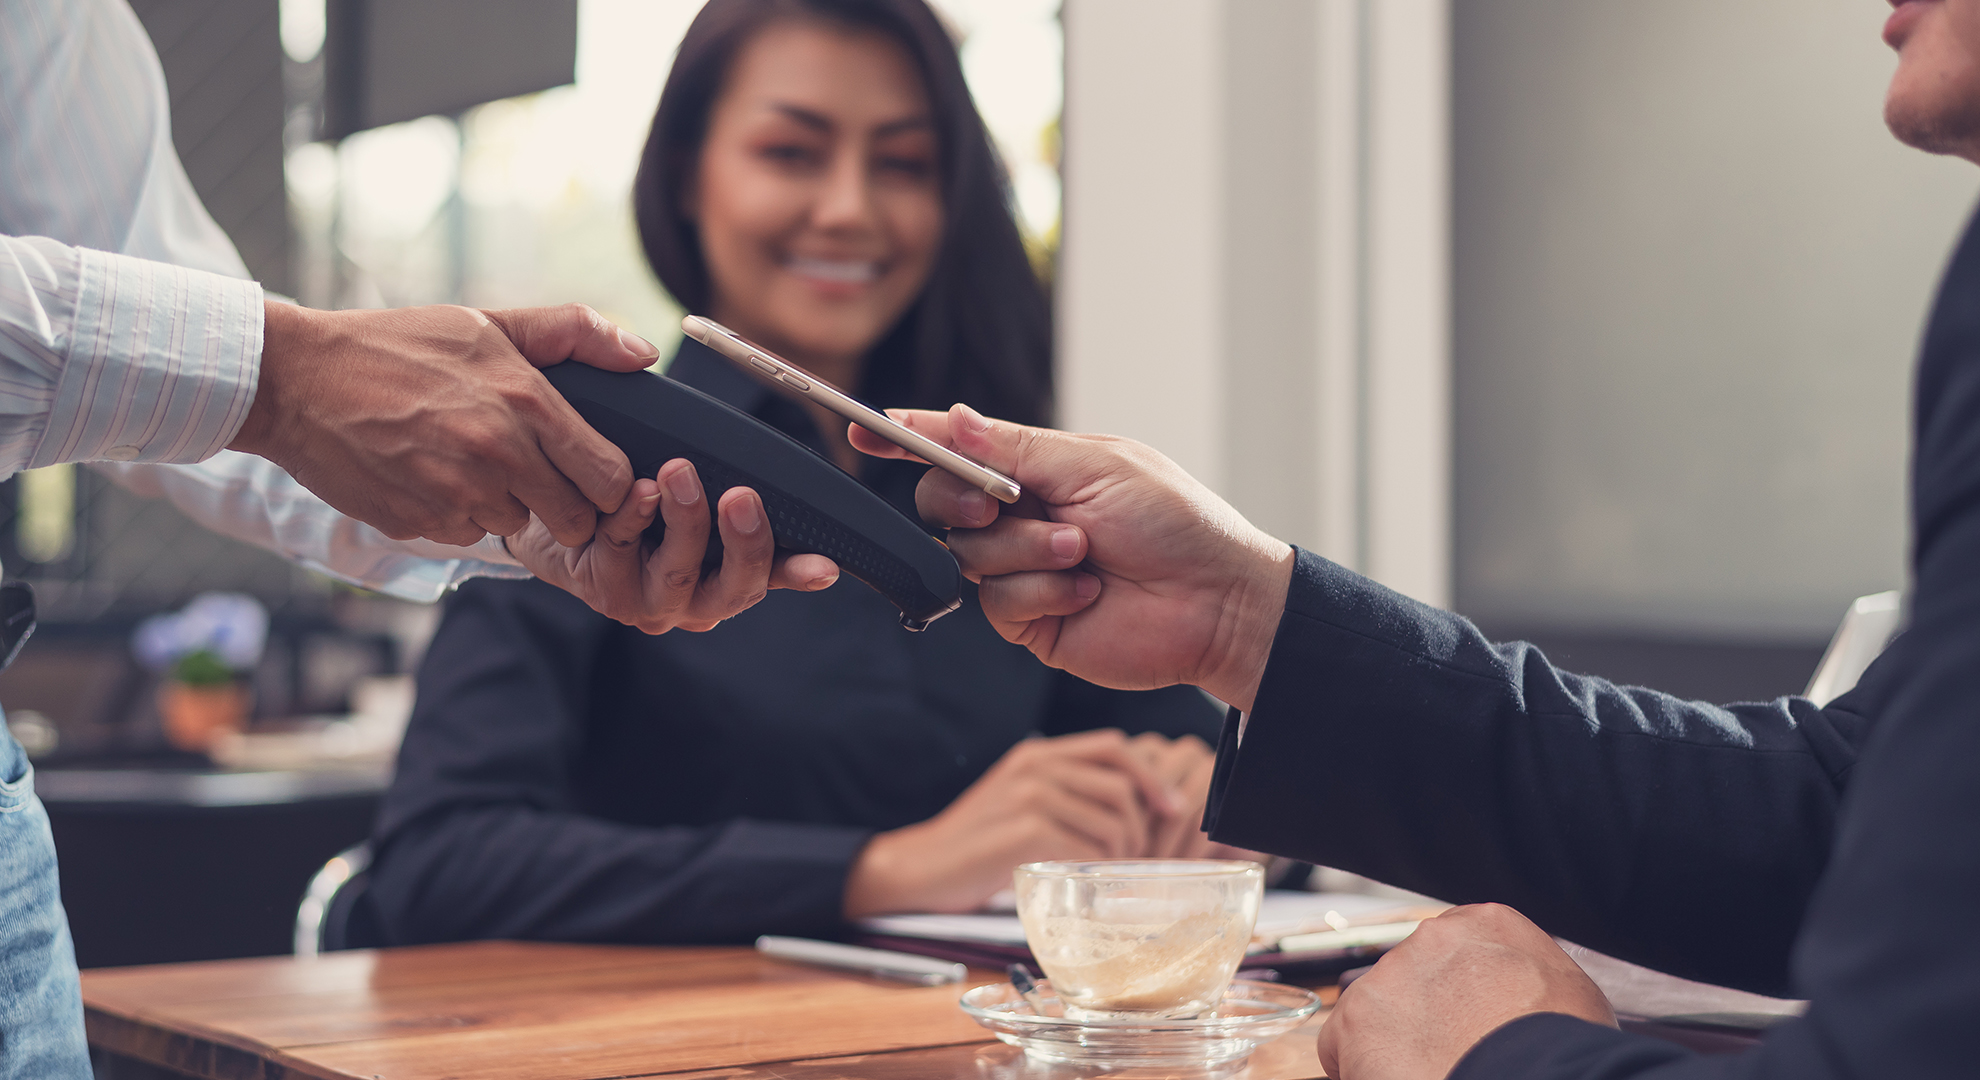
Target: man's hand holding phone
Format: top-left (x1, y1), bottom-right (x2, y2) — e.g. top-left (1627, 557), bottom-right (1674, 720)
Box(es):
top-left (848, 404), bottom-right (1295, 711)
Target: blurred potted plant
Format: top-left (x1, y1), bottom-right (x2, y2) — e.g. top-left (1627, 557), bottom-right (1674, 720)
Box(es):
top-left (132, 593), bottom-right (268, 754)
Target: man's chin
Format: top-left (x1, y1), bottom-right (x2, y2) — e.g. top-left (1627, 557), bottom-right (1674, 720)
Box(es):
top-left (1886, 88), bottom-right (1980, 160)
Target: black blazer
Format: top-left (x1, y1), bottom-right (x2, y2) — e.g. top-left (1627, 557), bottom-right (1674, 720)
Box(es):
top-left (1207, 206), bottom-right (1980, 1077)
top-left (366, 340), bottom-right (1223, 946)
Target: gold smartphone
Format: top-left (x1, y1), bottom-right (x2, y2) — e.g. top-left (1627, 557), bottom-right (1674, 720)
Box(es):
top-left (681, 315), bottom-right (1022, 504)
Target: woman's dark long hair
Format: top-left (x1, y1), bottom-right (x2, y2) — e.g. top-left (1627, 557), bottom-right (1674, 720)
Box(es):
top-left (635, 0), bottom-right (1053, 427)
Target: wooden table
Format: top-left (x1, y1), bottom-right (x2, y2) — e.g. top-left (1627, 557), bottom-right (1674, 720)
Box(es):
top-left (83, 941), bottom-right (1335, 1079)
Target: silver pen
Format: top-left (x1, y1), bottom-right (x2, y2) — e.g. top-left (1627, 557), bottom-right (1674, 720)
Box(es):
top-left (754, 935), bottom-right (968, 986)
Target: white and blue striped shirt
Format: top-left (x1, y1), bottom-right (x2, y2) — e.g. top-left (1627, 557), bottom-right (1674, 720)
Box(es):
top-left (0, 0), bottom-right (525, 601)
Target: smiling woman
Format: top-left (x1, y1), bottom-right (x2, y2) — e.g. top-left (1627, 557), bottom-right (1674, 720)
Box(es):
top-left (360, 0), bottom-right (1240, 951)
top-left (636, 0), bottom-right (1053, 467)
top-left (690, 20), bottom-right (946, 467)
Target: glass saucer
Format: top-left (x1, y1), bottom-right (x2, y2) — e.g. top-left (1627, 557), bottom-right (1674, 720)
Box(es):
top-left (958, 978), bottom-right (1321, 1070)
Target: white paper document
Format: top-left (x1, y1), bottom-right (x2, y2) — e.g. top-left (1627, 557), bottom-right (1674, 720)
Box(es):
top-left (858, 889), bottom-right (1419, 948)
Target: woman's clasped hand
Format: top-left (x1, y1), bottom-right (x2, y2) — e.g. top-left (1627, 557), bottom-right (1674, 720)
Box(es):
top-left (842, 729), bottom-right (1258, 918)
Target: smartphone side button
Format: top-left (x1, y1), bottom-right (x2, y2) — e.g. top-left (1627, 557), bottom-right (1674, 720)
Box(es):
top-left (777, 371), bottom-right (812, 391)
top-left (749, 356), bottom-right (778, 375)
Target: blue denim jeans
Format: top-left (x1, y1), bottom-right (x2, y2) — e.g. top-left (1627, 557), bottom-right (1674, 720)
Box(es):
top-left (0, 710), bottom-right (88, 1078)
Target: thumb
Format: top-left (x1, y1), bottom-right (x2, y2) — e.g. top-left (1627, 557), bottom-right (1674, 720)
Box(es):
top-left (939, 403), bottom-right (1137, 506)
top-left (596, 475), bottom-right (663, 549)
top-left (857, 405), bottom-right (1160, 509)
top-left (484, 303), bottom-right (661, 372)
top-left (1314, 1017), bottom-right (1343, 1080)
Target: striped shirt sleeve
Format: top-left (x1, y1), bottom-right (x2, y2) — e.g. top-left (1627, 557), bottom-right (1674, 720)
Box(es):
top-left (0, 234), bottom-right (261, 476)
top-left (95, 452), bottom-right (529, 604)
top-left (1, 0), bottom-right (529, 600)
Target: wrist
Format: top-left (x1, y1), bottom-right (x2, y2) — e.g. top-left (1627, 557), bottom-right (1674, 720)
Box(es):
top-left (1202, 538), bottom-right (1295, 712)
top-left (842, 827), bottom-right (921, 920)
top-left (230, 300), bottom-right (313, 459)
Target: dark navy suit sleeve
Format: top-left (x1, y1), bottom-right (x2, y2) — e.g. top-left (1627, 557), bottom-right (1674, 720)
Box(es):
top-left (1207, 548), bottom-right (1857, 995)
top-left (366, 580), bottom-right (871, 946)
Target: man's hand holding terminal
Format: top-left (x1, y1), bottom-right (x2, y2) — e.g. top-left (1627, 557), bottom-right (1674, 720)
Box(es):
top-left (236, 301), bottom-right (837, 632)
top-left (505, 457), bottom-right (839, 634)
top-left (236, 301), bottom-right (655, 548)
top-left (850, 404), bottom-right (1294, 710)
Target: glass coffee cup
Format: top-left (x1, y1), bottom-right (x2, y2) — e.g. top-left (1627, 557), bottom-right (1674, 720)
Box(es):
top-left (1014, 859), bottom-right (1265, 1021)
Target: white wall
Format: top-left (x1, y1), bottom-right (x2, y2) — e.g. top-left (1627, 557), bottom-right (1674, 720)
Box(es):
top-left (1059, 0), bottom-right (1451, 606)
top-left (1058, 0), bottom-right (1228, 490)
top-left (1452, 0), bottom-right (1979, 640)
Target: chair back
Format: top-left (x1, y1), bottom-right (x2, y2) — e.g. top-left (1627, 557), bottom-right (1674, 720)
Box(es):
top-left (294, 843), bottom-right (383, 956)
top-left (1804, 591), bottom-right (1904, 707)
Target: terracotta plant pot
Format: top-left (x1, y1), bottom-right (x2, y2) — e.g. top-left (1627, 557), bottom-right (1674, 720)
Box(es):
top-left (157, 681), bottom-right (252, 753)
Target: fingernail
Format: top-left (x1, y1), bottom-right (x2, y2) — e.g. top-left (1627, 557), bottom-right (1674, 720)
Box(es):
top-left (664, 467), bottom-right (701, 506)
top-left (640, 491), bottom-right (662, 514)
top-left (1050, 526), bottom-right (1081, 561)
top-left (959, 488), bottom-right (989, 525)
top-left (729, 497), bottom-right (764, 535)
top-left (956, 402), bottom-right (992, 434)
top-left (619, 327), bottom-right (660, 360)
top-left (811, 567), bottom-right (839, 588)
top-left (1075, 572), bottom-right (1101, 600)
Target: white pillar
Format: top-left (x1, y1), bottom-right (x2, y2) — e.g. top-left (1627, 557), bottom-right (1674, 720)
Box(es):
top-left (1059, 0), bottom-right (1450, 607)
top-left (1361, 0), bottom-right (1451, 606)
top-left (1313, 0), bottom-right (1365, 569)
top-left (1057, 0), bottom-right (1227, 487)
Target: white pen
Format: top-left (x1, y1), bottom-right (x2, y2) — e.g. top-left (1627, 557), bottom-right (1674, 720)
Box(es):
top-left (754, 935), bottom-right (968, 986)
top-left (1275, 920), bottom-right (1423, 956)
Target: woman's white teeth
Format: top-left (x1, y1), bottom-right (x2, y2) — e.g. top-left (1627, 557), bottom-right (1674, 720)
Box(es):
top-left (789, 257), bottom-right (879, 283)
